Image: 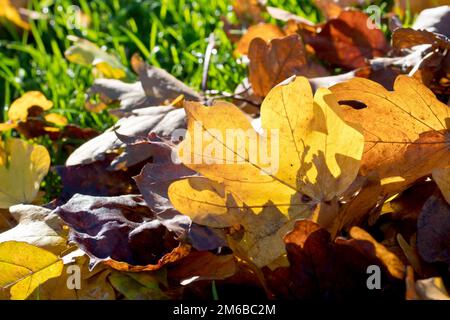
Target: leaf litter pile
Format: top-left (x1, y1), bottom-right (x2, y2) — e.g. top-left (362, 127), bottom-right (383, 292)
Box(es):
top-left (1, 0), bottom-right (450, 301)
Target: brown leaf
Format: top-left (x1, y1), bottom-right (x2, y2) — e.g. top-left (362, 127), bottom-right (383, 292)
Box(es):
top-left (302, 10), bottom-right (389, 69)
top-left (249, 34), bottom-right (328, 96)
top-left (235, 23), bottom-right (285, 56)
top-left (417, 192), bottom-right (450, 271)
top-left (274, 220), bottom-right (405, 300)
top-left (168, 251), bottom-right (237, 285)
top-left (232, 0), bottom-right (265, 25)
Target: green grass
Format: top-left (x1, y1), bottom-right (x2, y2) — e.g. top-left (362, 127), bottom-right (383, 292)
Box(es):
top-left (0, 0), bottom-right (396, 200)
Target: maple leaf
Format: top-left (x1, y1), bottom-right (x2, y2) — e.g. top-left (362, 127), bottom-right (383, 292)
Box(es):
top-left (331, 75), bottom-right (450, 196)
top-left (168, 76), bottom-right (364, 266)
top-left (0, 138), bottom-right (50, 209)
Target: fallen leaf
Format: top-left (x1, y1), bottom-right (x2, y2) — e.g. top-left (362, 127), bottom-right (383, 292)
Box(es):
top-left (412, 5), bottom-right (450, 37)
top-left (248, 34), bottom-right (328, 97)
top-left (395, 1), bottom-right (449, 16)
top-left (65, 36), bottom-right (128, 79)
top-left (273, 220), bottom-right (404, 300)
top-left (109, 270), bottom-right (168, 300)
top-left (405, 266), bottom-right (450, 300)
top-left (65, 106), bottom-right (186, 167)
top-left (54, 194), bottom-right (190, 271)
top-left (0, 204), bottom-right (67, 254)
top-left (130, 54), bottom-right (201, 107)
top-left (417, 192), bottom-right (450, 270)
top-left (7, 91), bottom-right (52, 123)
top-left (0, 241), bottom-right (63, 300)
top-left (0, 138), bottom-right (50, 208)
top-left (168, 251), bottom-right (237, 286)
top-left (266, 6), bottom-right (315, 25)
top-left (35, 253), bottom-right (116, 300)
top-left (168, 76), bottom-right (364, 266)
top-left (331, 75), bottom-right (450, 195)
top-left (433, 167), bottom-right (450, 204)
top-left (235, 23), bottom-right (285, 56)
top-left (302, 10), bottom-right (389, 69)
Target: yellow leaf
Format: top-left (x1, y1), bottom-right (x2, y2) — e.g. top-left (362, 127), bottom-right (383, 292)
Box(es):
top-left (433, 167), bottom-right (450, 204)
top-left (331, 75), bottom-right (450, 196)
top-left (8, 91), bottom-right (53, 123)
top-left (44, 113), bottom-right (68, 127)
top-left (65, 36), bottom-right (127, 79)
top-left (0, 241), bottom-right (63, 300)
top-left (0, 139), bottom-right (50, 208)
top-left (168, 76), bottom-right (364, 266)
top-left (0, 122), bottom-right (17, 132)
top-left (0, 0), bottom-right (29, 30)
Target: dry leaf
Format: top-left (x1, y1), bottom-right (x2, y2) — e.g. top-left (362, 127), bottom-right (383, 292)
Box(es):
top-left (0, 241), bottom-right (63, 300)
top-left (235, 23), bottom-right (285, 56)
top-left (417, 192), bottom-right (450, 270)
top-left (168, 76), bottom-right (364, 266)
top-left (302, 10), bottom-right (389, 69)
top-left (0, 204), bottom-right (67, 254)
top-left (331, 75), bottom-right (450, 196)
top-left (55, 194), bottom-right (191, 271)
top-left (432, 167), bottom-right (450, 204)
top-left (65, 36), bottom-right (127, 79)
top-left (248, 34), bottom-right (328, 97)
top-left (232, 0), bottom-right (265, 25)
top-left (0, 139), bottom-right (50, 208)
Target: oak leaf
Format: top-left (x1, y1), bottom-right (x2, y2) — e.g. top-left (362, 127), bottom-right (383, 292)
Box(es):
top-left (168, 76), bottom-right (364, 266)
top-left (248, 34), bottom-right (328, 97)
top-left (331, 75), bottom-right (450, 196)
